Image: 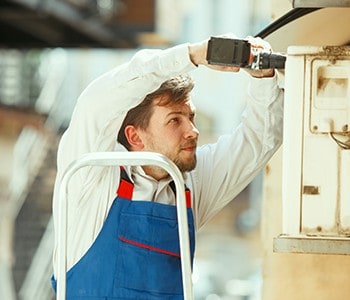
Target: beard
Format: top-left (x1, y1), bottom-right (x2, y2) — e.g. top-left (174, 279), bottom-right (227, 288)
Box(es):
top-left (171, 138), bottom-right (198, 172)
top-left (142, 136), bottom-right (198, 178)
top-left (142, 153), bottom-right (196, 181)
top-left (173, 153), bottom-right (197, 172)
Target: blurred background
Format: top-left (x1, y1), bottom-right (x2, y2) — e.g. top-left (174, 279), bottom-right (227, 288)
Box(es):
top-left (0, 1), bottom-right (290, 299)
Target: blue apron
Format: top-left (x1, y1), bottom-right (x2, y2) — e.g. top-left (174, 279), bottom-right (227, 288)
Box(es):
top-left (52, 167), bottom-right (195, 299)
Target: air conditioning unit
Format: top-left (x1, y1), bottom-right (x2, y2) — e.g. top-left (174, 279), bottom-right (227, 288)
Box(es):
top-left (274, 45), bottom-right (350, 254)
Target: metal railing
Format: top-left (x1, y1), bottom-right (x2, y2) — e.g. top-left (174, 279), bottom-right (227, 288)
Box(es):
top-left (56, 152), bottom-right (194, 300)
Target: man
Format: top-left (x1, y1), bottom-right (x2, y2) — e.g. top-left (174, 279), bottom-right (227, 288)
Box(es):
top-left (51, 35), bottom-right (283, 299)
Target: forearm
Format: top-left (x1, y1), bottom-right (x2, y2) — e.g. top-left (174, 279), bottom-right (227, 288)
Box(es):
top-left (229, 74), bottom-right (284, 176)
top-left (244, 74), bottom-right (284, 154)
top-left (194, 74), bottom-right (283, 227)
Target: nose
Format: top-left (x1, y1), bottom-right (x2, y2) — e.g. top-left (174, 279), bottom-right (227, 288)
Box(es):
top-left (184, 121), bottom-right (199, 139)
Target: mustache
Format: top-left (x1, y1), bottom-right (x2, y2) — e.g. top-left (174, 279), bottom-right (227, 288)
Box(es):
top-left (181, 139), bottom-right (197, 149)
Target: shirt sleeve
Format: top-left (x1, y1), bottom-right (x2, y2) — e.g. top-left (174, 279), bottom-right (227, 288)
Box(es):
top-left (192, 74), bottom-right (284, 229)
top-left (54, 43), bottom-right (196, 206)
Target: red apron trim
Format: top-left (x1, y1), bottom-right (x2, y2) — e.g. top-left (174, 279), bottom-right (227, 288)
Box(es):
top-left (119, 236), bottom-right (180, 258)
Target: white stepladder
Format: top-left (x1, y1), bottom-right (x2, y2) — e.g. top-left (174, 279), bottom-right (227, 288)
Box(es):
top-left (56, 151), bottom-right (194, 300)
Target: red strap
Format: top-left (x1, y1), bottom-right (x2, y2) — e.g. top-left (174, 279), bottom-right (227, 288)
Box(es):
top-left (185, 190), bottom-right (191, 208)
top-left (116, 179), bottom-right (133, 200)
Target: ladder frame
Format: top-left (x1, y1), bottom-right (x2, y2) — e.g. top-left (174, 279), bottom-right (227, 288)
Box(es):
top-left (56, 151), bottom-right (194, 300)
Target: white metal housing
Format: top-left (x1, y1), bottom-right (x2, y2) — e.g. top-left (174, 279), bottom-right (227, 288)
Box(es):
top-left (275, 46), bottom-right (350, 254)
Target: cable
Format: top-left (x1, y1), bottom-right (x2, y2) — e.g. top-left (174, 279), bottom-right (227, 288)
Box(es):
top-left (329, 132), bottom-right (350, 149)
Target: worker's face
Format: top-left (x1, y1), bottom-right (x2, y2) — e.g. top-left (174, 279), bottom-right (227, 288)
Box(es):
top-left (139, 97), bottom-right (199, 177)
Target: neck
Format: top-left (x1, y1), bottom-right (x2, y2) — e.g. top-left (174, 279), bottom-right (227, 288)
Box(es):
top-left (142, 165), bottom-right (170, 181)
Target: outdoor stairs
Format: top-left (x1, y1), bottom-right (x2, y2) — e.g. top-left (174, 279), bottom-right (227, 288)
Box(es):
top-left (12, 137), bottom-right (58, 299)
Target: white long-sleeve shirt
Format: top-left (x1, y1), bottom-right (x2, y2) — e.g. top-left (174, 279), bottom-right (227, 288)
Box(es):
top-left (52, 43), bottom-right (284, 275)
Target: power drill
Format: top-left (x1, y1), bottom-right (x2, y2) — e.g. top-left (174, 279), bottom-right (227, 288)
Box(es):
top-left (206, 37), bottom-right (286, 70)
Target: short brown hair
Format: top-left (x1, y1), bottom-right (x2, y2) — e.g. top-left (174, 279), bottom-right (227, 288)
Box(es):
top-left (117, 74), bottom-right (195, 150)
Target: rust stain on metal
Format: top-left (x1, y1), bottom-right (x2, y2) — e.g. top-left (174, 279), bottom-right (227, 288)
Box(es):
top-left (302, 226), bottom-right (339, 236)
top-left (322, 46), bottom-right (350, 58)
top-left (303, 185), bottom-right (320, 195)
top-left (310, 46), bottom-right (350, 65)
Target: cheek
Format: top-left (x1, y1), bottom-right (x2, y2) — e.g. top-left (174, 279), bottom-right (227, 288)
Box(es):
top-left (163, 129), bottom-right (183, 144)
top-left (153, 131), bottom-right (180, 153)
top-left (144, 122), bottom-right (184, 150)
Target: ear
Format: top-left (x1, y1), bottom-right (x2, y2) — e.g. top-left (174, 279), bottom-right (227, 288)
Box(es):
top-left (124, 125), bottom-right (144, 150)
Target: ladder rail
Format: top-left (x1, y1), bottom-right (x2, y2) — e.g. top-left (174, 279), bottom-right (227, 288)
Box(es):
top-left (57, 151), bottom-right (194, 300)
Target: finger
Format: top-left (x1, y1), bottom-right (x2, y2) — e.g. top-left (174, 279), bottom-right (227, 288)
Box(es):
top-left (246, 36), bottom-right (272, 52)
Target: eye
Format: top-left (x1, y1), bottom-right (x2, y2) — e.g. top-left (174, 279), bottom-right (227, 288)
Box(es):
top-left (169, 117), bottom-right (179, 124)
top-left (189, 113), bottom-right (196, 123)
